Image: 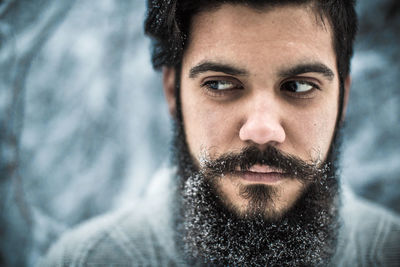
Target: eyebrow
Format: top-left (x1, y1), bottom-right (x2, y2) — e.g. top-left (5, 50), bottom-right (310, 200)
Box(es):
top-left (189, 61), bottom-right (335, 81)
top-left (278, 62), bottom-right (335, 81)
top-left (189, 61), bottom-right (248, 78)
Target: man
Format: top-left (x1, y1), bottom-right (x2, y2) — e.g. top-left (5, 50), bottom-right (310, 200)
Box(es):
top-left (41, 0), bottom-right (400, 266)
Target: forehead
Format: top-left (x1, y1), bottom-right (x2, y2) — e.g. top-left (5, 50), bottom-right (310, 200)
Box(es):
top-left (182, 4), bottom-right (336, 77)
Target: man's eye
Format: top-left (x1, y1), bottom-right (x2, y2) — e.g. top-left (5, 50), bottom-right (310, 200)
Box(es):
top-left (202, 80), bottom-right (242, 91)
top-left (281, 81), bottom-right (318, 93)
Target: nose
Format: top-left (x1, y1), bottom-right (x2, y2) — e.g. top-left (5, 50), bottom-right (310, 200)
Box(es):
top-left (239, 102), bottom-right (286, 146)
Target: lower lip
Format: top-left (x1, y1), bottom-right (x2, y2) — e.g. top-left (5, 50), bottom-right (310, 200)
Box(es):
top-left (237, 171), bottom-right (287, 184)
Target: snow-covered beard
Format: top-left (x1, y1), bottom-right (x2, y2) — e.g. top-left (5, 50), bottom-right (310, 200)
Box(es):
top-left (180, 172), bottom-right (339, 267)
top-left (172, 117), bottom-right (341, 267)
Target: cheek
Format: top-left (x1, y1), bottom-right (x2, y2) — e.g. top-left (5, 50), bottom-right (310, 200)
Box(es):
top-left (181, 91), bottom-right (238, 158)
top-left (317, 108), bottom-right (339, 155)
top-left (285, 101), bottom-right (338, 161)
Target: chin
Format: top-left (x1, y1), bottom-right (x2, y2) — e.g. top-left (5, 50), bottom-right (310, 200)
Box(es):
top-left (215, 178), bottom-right (308, 220)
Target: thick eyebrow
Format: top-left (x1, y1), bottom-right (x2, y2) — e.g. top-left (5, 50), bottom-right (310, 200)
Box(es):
top-left (189, 61), bottom-right (248, 78)
top-left (278, 63), bottom-right (335, 81)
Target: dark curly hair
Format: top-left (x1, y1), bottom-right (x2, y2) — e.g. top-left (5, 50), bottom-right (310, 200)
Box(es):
top-left (144, 0), bottom-right (357, 73)
top-left (144, 0), bottom-right (358, 123)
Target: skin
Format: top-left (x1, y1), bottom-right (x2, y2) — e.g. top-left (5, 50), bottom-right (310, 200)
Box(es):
top-left (163, 4), bottom-right (350, 217)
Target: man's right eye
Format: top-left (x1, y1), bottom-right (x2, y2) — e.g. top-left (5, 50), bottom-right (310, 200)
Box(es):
top-left (201, 79), bottom-right (243, 91)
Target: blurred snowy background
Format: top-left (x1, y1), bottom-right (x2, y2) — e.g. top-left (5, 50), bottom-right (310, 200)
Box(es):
top-left (0, 0), bottom-right (399, 266)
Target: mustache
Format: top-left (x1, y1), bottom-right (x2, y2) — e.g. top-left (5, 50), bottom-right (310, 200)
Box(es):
top-left (200, 146), bottom-right (329, 182)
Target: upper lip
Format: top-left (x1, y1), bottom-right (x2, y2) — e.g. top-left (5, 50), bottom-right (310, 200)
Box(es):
top-left (236, 164), bottom-right (284, 174)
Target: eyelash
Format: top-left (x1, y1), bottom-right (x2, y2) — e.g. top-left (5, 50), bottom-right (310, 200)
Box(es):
top-left (280, 80), bottom-right (321, 99)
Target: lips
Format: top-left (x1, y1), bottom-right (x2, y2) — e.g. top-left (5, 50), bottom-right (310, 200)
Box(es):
top-left (235, 164), bottom-right (287, 184)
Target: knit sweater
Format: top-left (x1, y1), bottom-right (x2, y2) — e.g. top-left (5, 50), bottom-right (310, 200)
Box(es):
top-left (39, 168), bottom-right (400, 266)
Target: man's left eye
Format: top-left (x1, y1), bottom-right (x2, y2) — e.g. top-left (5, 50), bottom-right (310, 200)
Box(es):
top-left (280, 81), bottom-right (317, 93)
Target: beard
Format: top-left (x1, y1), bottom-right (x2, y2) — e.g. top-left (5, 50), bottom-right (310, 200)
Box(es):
top-left (172, 86), bottom-right (341, 266)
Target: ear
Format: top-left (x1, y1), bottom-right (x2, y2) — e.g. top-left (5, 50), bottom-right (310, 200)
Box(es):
top-left (162, 67), bottom-right (176, 117)
top-left (340, 75), bottom-right (351, 122)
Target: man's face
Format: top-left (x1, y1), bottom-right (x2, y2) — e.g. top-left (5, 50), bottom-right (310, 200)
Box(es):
top-left (177, 4), bottom-right (340, 218)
